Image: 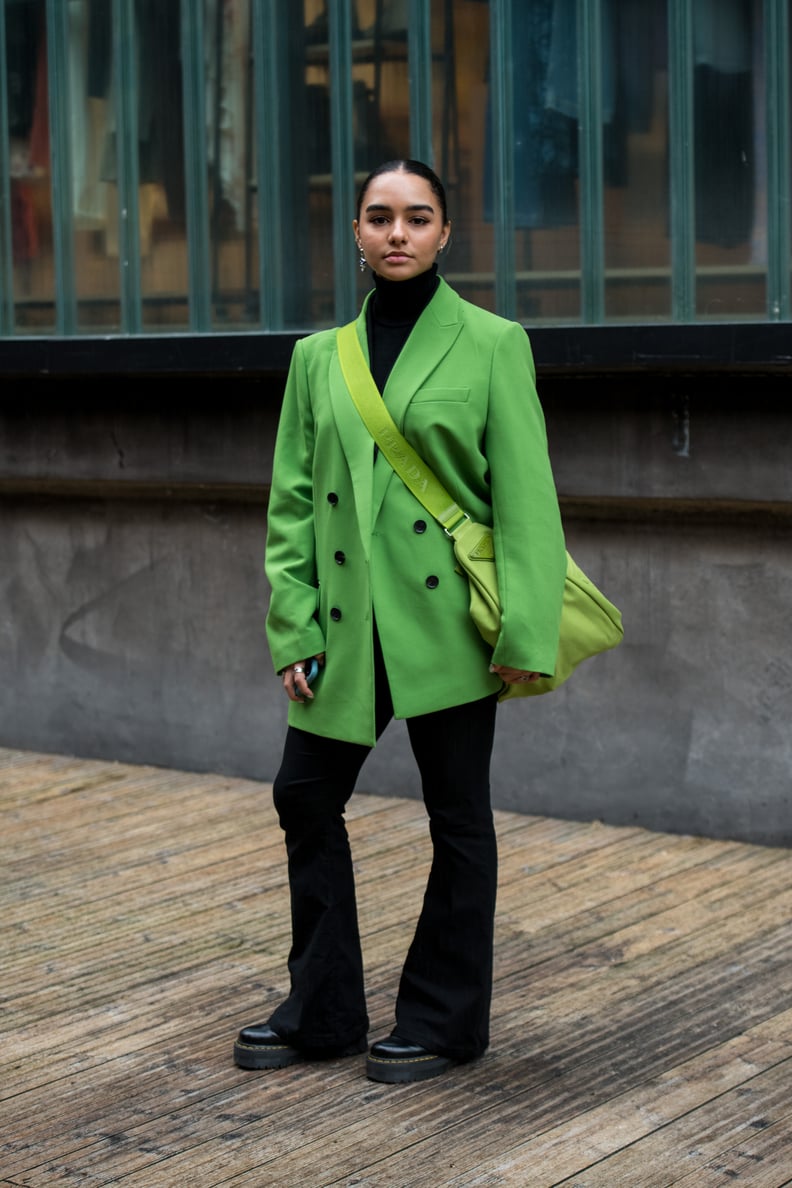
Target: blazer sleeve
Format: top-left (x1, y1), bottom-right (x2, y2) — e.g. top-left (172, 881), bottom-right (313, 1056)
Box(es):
top-left (264, 339), bottom-right (327, 672)
top-left (485, 321), bottom-right (567, 675)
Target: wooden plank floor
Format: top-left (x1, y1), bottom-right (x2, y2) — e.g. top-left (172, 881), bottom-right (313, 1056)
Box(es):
top-left (2, 746), bottom-right (792, 1187)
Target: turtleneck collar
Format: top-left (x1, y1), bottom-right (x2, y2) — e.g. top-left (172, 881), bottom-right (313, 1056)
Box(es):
top-left (370, 263), bottom-right (440, 326)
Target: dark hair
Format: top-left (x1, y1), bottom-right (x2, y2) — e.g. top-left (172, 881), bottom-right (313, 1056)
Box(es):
top-left (355, 159), bottom-right (449, 224)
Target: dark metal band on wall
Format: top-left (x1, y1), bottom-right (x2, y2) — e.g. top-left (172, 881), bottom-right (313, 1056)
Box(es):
top-left (1, 323), bottom-right (792, 378)
top-left (2, 476), bottom-right (790, 535)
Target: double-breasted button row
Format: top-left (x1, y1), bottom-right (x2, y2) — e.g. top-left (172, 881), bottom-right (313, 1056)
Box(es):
top-left (327, 484), bottom-right (344, 613)
top-left (413, 521), bottom-right (437, 588)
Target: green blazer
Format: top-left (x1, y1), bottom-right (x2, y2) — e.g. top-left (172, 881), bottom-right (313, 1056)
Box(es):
top-left (265, 278), bottom-right (566, 746)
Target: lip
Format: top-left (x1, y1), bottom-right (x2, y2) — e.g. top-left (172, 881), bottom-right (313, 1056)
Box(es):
top-left (384, 252), bottom-right (411, 261)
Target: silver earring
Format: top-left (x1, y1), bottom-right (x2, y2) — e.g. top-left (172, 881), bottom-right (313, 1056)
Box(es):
top-left (358, 244), bottom-right (366, 272)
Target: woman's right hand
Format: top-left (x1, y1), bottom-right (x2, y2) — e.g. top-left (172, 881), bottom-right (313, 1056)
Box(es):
top-left (282, 654), bottom-right (325, 702)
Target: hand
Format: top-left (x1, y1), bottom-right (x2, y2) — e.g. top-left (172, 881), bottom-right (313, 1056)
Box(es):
top-left (283, 654), bottom-right (325, 702)
top-left (490, 664), bottom-right (540, 685)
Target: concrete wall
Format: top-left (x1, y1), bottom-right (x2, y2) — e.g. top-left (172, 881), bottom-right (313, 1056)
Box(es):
top-left (1, 374), bottom-right (790, 845)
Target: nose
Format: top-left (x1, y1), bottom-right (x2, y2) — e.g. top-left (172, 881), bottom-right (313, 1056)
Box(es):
top-left (389, 219), bottom-right (407, 242)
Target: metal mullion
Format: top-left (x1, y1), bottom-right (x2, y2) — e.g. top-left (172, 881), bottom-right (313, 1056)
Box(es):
top-left (489, 0), bottom-right (515, 320)
top-left (45, 0), bottom-right (76, 334)
top-left (577, 0), bottom-right (605, 324)
top-left (253, 1), bottom-right (284, 329)
top-left (112, 0), bottom-right (142, 333)
top-left (667, 0), bottom-right (696, 322)
top-left (242, 2), bottom-right (254, 320)
top-left (441, 0), bottom-right (459, 187)
top-left (407, 0), bottom-right (432, 164)
top-left (0, 0), bottom-right (13, 334)
top-left (328, 0), bottom-right (355, 326)
top-left (765, 0), bottom-right (791, 321)
top-left (180, 0), bottom-right (212, 331)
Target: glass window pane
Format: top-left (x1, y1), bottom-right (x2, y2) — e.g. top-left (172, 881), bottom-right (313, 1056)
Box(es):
top-left (70, 0), bottom-right (120, 332)
top-left (431, 0), bottom-right (487, 309)
top-left (268, 0), bottom-right (335, 327)
top-left (440, 0), bottom-right (586, 324)
top-left (510, 0), bottom-right (582, 324)
top-left (604, 0), bottom-right (671, 321)
top-left (5, 0), bottom-right (54, 333)
top-left (693, 0), bottom-right (766, 319)
top-left (3, 0), bottom-right (792, 338)
top-left (207, 0), bottom-right (256, 328)
top-left (65, 0), bottom-right (189, 334)
top-left (138, 0), bottom-right (188, 330)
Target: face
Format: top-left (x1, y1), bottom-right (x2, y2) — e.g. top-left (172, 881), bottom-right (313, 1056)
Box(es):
top-left (353, 170), bottom-right (450, 282)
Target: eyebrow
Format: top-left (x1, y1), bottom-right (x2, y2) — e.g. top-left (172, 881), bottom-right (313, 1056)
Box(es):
top-left (364, 203), bottom-right (435, 214)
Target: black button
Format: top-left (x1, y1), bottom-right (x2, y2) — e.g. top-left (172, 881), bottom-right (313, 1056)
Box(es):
top-left (330, 607), bottom-right (342, 621)
top-left (334, 551), bottom-right (346, 565)
top-left (327, 492), bottom-right (339, 505)
top-left (425, 575), bottom-right (439, 590)
top-left (413, 519), bottom-right (427, 534)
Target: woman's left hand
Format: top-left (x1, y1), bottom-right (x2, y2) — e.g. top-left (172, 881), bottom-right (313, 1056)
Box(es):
top-left (490, 664), bottom-right (541, 685)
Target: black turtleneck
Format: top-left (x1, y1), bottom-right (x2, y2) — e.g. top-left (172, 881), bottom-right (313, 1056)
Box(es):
top-left (365, 264), bottom-right (440, 395)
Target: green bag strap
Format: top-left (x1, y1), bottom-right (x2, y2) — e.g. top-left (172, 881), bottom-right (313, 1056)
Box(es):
top-left (336, 321), bottom-right (469, 535)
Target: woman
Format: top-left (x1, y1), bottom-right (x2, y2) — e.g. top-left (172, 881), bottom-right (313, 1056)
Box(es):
top-left (233, 160), bottom-right (566, 1083)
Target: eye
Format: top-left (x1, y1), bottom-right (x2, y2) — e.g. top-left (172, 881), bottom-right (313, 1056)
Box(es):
top-left (410, 217), bottom-right (429, 226)
top-left (369, 215), bottom-right (389, 226)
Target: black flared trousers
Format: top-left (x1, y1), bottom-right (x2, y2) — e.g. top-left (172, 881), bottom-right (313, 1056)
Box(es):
top-left (268, 633), bottom-right (499, 1063)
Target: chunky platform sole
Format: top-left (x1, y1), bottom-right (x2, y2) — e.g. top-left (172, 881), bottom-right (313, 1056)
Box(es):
top-left (233, 1036), bottom-right (302, 1070)
top-left (234, 1034), bottom-right (368, 1071)
top-left (365, 1049), bottom-right (455, 1084)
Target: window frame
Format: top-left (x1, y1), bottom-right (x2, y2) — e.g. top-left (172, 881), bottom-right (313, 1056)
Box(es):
top-left (0, 0), bottom-right (789, 351)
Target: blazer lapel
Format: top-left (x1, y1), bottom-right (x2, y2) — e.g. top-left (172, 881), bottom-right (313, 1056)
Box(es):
top-left (330, 280), bottom-right (464, 539)
top-left (372, 279), bottom-right (463, 519)
top-left (329, 302), bottom-right (376, 554)
top-left (381, 279), bottom-right (463, 429)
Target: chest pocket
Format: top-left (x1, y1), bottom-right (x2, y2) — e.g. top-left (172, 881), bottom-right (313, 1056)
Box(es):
top-left (411, 387), bottom-right (470, 403)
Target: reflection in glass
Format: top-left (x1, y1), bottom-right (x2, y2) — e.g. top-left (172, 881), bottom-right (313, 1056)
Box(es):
top-left (302, 0), bottom-right (344, 326)
top-left (5, 0), bottom-right (53, 332)
top-left (505, 0), bottom-right (582, 324)
top-left (1, 0), bottom-right (790, 337)
top-left (69, 0), bottom-right (120, 331)
top-left (437, 0), bottom-right (489, 311)
top-left (446, 0), bottom-right (586, 323)
top-left (603, 0), bottom-right (671, 322)
top-left (64, 0), bottom-right (190, 332)
top-left (693, 0), bottom-right (765, 319)
top-left (206, 0), bottom-right (256, 327)
top-left (134, 0), bottom-right (187, 330)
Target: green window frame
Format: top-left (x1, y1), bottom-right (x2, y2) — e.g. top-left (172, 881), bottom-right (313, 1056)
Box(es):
top-left (0, 0), bottom-right (790, 339)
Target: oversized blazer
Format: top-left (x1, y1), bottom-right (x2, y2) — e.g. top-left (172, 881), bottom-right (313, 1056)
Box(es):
top-left (265, 278), bottom-right (567, 747)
